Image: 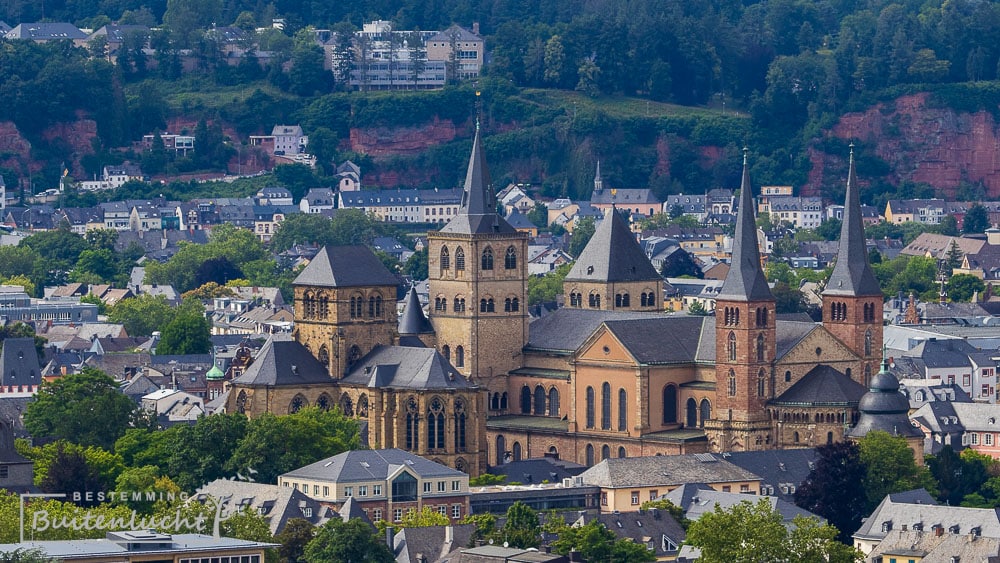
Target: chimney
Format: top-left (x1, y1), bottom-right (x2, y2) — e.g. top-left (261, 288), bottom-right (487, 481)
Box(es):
top-left (934, 525), bottom-right (943, 537)
top-left (472, 22), bottom-right (480, 35)
top-left (445, 525), bottom-right (454, 544)
top-left (385, 525), bottom-right (394, 548)
top-left (569, 549), bottom-right (583, 562)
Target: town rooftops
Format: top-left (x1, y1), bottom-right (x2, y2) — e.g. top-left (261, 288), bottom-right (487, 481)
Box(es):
top-left (5, 22), bottom-right (86, 40)
top-left (281, 448), bottom-right (465, 483)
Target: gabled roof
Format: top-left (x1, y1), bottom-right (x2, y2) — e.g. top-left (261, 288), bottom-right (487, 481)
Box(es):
top-left (0, 338), bottom-right (41, 388)
top-left (579, 454), bottom-right (759, 489)
top-left (438, 126), bottom-right (517, 235)
top-left (195, 479), bottom-right (330, 535)
top-left (771, 364), bottom-right (866, 406)
top-left (6, 22), bottom-right (86, 39)
top-left (426, 24), bottom-right (482, 42)
top-left (394, 524), bottom-right (477, 563)
top-left (718, 152), bottom-right (772, 302)
top-left (340, 346), bottom-right (473, 390)
top-left (565, 209), bottom-right (661, 283)
top-left (398, 286), bottom-right (434, 335)
top-left (293, 245), bottom-right (399, 288)
top-left (824, 148), bottom-right (882, 297)
top-left (600, 316), bottom-right (706, 364)
top-left (665, 487), bottom-right (820, 527)
top-left (709, 449), bottom-right (818, 503)
top-left (231, 335), bottom-right (331, 387)
top-left (853, 492), bottom-right (1000, 542)
top-left (575, 511), bottom-right (686, 557)
top-left (281, 448), bottom-right (465, 482)
top-left (526, 309), bottom-right (671, 353)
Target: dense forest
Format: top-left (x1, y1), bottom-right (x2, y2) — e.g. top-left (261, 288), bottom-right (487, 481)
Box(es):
top-left (4, 0), bottom-right (1000, 203)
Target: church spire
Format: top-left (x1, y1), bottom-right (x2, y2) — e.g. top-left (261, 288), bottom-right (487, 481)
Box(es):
top-left (824, 144), bottom-right (881, 297)
top-left (439, 122), bottom-right (515, 235)
top-left (594, 160), bottom-right (603, 193)
top-left (718, 148), bottom-right (772, 302)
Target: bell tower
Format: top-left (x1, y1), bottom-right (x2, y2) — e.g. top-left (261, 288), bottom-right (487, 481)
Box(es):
top-left (822, 145), bottom-right (883, 387)
top-left (704, 149), bottom-right (776, 452)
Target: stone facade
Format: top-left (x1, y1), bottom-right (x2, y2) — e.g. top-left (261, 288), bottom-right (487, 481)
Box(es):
top-left (822, 294), bottom-right (883, 387)
top-left (562, 280), bottom-right (662, 311)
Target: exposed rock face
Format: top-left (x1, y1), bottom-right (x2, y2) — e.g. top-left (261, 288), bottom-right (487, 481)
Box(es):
top-left (350, 117), bottom-right (458, 156)
top-left (0, 121), bottom-right (34, 174)
top-left (42, 117), bottom-right (99, 177)
top-left (806, 93), bottom-right (1000, 198)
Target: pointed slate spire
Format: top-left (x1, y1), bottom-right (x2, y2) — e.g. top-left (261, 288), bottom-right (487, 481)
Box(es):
top-left (399, 285), bottom-right (434, 334)
top-left (824, 145), bottom-right (881, 297)
top-left (439, 122), bottom-right (515, 235)
top-left (565, 207), bottom-right (661, 283)
top-left (594, 160), bottom-right (603, 193)
top-left (718, 149), bottom-right (772, 301)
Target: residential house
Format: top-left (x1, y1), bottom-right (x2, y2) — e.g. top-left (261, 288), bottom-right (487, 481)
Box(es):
top-left (338, 188), bottom-right (463, 223)
top-left (79, 164), bottom-right (144, 192)
top-left (141, 132), bottom-right (194, 155)
top-left (425, 24), bottom-right (485, 80)
top-left (5, 22), bottom-right (86, 41)
top-left (141, 388), bottom-right (205, 424)
top-left (249, 126), bottom-right (307, 156)
top-left (866, 528), bottom-right (1000, 563)
top-left (912, 402), bottom-right (1000, 458)
top-left (505, 209), bottom-right (538, 237)
top-left (253, 205), bottom-right (295, 242)
top-left (0, 286), bottom-right (98, 326)
top-left (578, 454), bottom-right (762, 512)
top-left (571, 509), bottom-right (687, 559)
top-left (0, 532), bottom-right (276, 562)
top-left (664, 484), bottom-right (821, 527)
top-left (255, 187), bottom-right (294, 206)
top-left (760, 196), bottom-right (824, 229)
top-left (469, 479), bottom-right (599, 515)
top-left (300, 187), bottom-right (336, 213)
top-left (0, 22), bottom-right (11, 35)
top-left (497, 184), bottom-right (536, 216)
top-left (0, 338), bottom-right (42, 395)
top-left (528, 247), bottom-right (572, 276)
top-left (58, 206), bottom-right (102, 234)
top-left (84, 24), bottom-right (150, 57)
top-left (705, 448), bottom-right (818, 502)
top-left (278, 448), bottom-right (472, 525)
top-left (901, 233), bottom-right (984, 262)
top-left (664, 193), bottom-right (708, 222)
top-left (885, 199), bottom-right (948, 224)
top-left (0, 418), bottom-right (34, 493)
top-left (347, 21), bottom-right (446, 90)
top-left (591, 188), bottom-right (660, 217)
top-left (392, 524), bottom-right (477, 563)
top-left (195, 479), bottom-right (332, 535)
top-left (891, 338), bottom-right (998, 404)
top-left (336, 160), bottom-right (361, 192)
top-left (372, 236), bottom-right (408, 261)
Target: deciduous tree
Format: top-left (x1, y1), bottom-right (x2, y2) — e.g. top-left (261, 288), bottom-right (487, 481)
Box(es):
top-left (304, 518), bottom-right (395, 563)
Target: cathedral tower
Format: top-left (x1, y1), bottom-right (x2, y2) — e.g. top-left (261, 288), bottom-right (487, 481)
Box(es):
top-left (822, 146), bottom-right (883, 387)
top-left (427, 125), bottom-right (529, 393)
top-left (563, 206), bottom-right (662, 311)
top-left (705, 150), bottom-right (776, 452)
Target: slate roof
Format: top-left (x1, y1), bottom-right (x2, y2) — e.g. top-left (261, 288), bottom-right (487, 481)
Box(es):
top-left (868, 529), bottom-right (1000, 563)
top-left (293, 245), bottom-right (400, 288)
top-left (565, 208), bottom-right (661, 283)
top-left (0, 338), bottom-right (41, 388)
top-left (398, 286), bottom-right (433, 334)
top-left (526, 309), bottom-right (676, 353)
top-left (231, 335), bottom-right (331, 387)
top-left (665, 487), bottom-right (821, 527)
top-left (772, 364), bottom-right (867, 406)
top-left (281, 448), bottom-right (465, 482)
top-left (394, 523), bottom-right (476, 563)
top-left (905, 338), bottom-right (977, 369)
top-left (488, 457), bottom-right (587, 483)
top-left (578, 454), bottom-right (760, 488)
top-left (575, 510), bottom-right (686, 558)
top-left (340, 345), bottom-right (473, 390)
top-left (824, 149), bottom-right (882, 297)
top-left (854, 492), bottom-right (1000, 542)
top-left (0, 418), bottom-right (30, 464)
top-left (848, 360), bottom-right (924, 439)
top-left (439, 126), bottom-right (517, 235)
top-left (710, 448), bottom-right (818, 503)
top-left (602, 316), bottom-right (706, 364)
top-left (427, 24), bottom-right (482, 42)
top-left (6, 22), bottom-right (86, 40)
top-left (590, 188), bottom-right (660, 205)
top-left (718, 153), bottom-right (772, 302)
top-left (195, 479), bottom-right (330, 535)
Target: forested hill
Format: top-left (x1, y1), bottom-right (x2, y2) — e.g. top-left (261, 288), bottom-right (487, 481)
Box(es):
top-left (5, 0), bottom-right (1000, 204)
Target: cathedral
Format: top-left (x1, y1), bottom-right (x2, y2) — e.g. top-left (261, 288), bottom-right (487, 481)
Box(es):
top-left (227, 126), bottom-right (894, 475)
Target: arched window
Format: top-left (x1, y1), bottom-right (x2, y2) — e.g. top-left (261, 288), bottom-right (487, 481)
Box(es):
top-left (686, 398), bottom-right (697, 428)
top-left (303, 291), bottom-right (316, 319)
top-left (350, 295), bottom-right (363, 319)
top-left (618, 446), bottom-right (627, 458)
top-left (793, 431), bottom-right (800, 443)
top-left (699, 399), bottom-right (711, 426)
top-left (318, 345), bottom-right (329, 366)
top-left (512, 441), bottom-right (522, 461)
top-left (347, 345), bottom-right (362, 368)
top-left (505, 297), bottom-right (520, 312)
top-left (641, 292), bottom-right (649, 307)
top-left (428, 398), bottom-right (445, 450)
top-left (865, 329), bottom-right (873, 356)
top-left (454, 297), bottom-right (466, 312)
top-left (405, 397), bottom-right (419, 450)
top-left (601, 383), bottom-right (612, 430)
top-left (505, 246), bottom-right (517, 269)
top-left (481, 247), bottom-right (494, 270)
top-left (548, 388), bottom-right (560, 417)
top-left (496, 435), bottom-right (506, 464)
top-left (490, 393), bottom-right (500, 410)
top-left (455, 247), bottom-right (465, 270)
top-left (534, 386), bottom-right (546, 415)
top-left (785, 370), bottom-right (791, 382)
top-left (757, 368), bottom-right (766, 397)
top-left (728, 369), bottom-right (736, 396)
top-left (615, 293), bottom-right (630, 308)
top-left (756, 333), bottom-right (765, 362)
top-left (440, 246), bottom-right (450, 271)
top-left (317, 393), bottom-right (331, 411)
top-left (442, 345), bottom-right (450, 362)
top-left (618, 388), bottom-right (627, 431)
top-left (588, 293), bottom-right (601, 308)
top-left (570, 292), bottom-right (582, 307)
top-left (357, 394), bottom-right (368, 417)
top-left (827, 431), bottom-right (834, 444)
top-left (864, 364), bottom-right (872, 386)
top-left (500, 392), bottom-right (508, 410)
top-left (728, 332), bottom-right (737, 362)
top-left (236, 390), bottom-right (247, 414)
top-left (434, 296), bottom-right (447, 312)
top-left (369, 294), bottom-right (383, 318)
top-left (318, 293), bottom-right (329, 318)
top-left (586, 387), bottom-right (595, 428)
top-left (601, 445), bottom-right (610, 460)
top-left (585, 444), bottom-right (595, 466)
top-left (521, 386), bottom-right (531, 414)
top-left (455, 346), bottom-right (464, 367)
top-left (289, 394), bottom-right (307, 414)
top-left (663, 385), bottom-right (677, 424)
top-left (340, 393), bottom-right (354, 416)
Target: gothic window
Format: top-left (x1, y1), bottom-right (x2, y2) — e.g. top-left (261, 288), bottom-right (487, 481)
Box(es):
top-left (455, 346), bottom-right (465, 367)
top-left (864, 364), bottom-right (872, 387)
top-left (455, 247), bottom-right (465, 270)
top-left (427, 398), bottom-right (445, 450)
top-left (548, 388), bottom-right (560, 417)
top-left (534, 386), bottom-right (546, 415)
top-left (757, 369), bottom-right (766, 397)
top-left (756, 333), bottom-right (765, 362)
top-left (505, 246), bottom-right (517, 269)
top-left (357, 394), bottom-right (369, 417)
top-left (317, 393), bottom-right (331, 411)
top-left (586, 386), bottom-right (595, 428)
top-left (340, 393), bottom-right (354, 416)
top-left (601, 445), bottom-right (611, 460)
top-left (586, 444), bottom-right (595, 466)
top-left (454, 297), bottom-right (466, 312)
top-left (521, 386), bottom-right (531, 414)
top-left (303, 291), bottom-right (316, 319)
top-left (289, 394), bottom-right (307, 414)
top-left (440, 246), bottom-right (450, 271)
top-left (368, 294), bottom-right (383, 318)
top-left (865, 329), bottom-right (873, 356)
top-left (570, 292), bottom-right (582, 307)
top-left (601, 382), bottom-right (612, 430)
top-left (350, 295), bottom-right (363, 319)
top-left (235, 390), bottom-right (247, 414)
top-left (618, 388), bottom-right (627, 431)
top-left (481, 247), bottom-right (494, 270)
top-left (728, 332), bottom-right (737, 362)
top-left (318, 345), bottom-right (329, 366)
top-left (405, 397), bottom-right (419, 450)
top-left (728, 369), bottom-right (736, 397)
top-left (496, 435), bottom-right (506, 464)
top-left (318, 293), bottom-right (329, 318)
top-left (442, 345), bottom-right (450, 362)
top-left (347, 345), bottom-right (362, 368)
top-left (700, 399), bottom-right (711, 426)
top-left (663, 385), bottom-right (677, 424)
top-left (454, 399), bottom-right (467, 451)
top-left (686, 398), bottom-right (697, 428)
